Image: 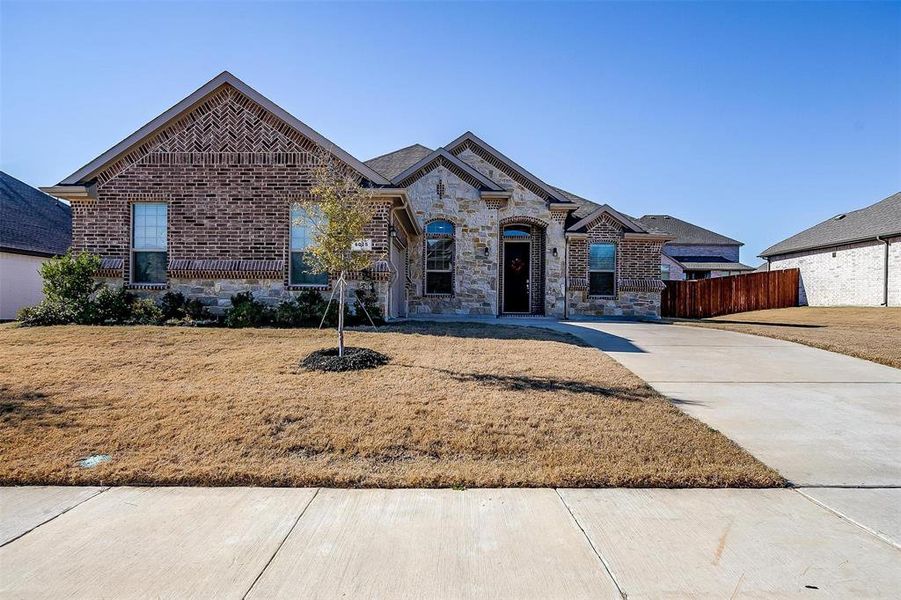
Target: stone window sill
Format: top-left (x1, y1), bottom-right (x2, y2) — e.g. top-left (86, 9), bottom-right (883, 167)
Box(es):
top-left (588, 294), bottom-right (617, 299)
top-left (424, 294), bottom-right (454, 298)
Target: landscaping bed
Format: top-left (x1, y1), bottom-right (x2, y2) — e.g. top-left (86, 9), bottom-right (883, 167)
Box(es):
top-left (678, 307), bottom-right (901, 369)
top-left (0, 322), bottom-right (782, 487)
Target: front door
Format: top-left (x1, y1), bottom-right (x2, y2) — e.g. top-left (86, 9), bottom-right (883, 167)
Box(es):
top-left (503, 242), bottom-right (531, 313)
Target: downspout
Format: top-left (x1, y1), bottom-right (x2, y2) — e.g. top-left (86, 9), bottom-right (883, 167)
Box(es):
top-left (876, 235), bottom-right (889, 306)
top-left (563, 239), bottom-right (569, 320)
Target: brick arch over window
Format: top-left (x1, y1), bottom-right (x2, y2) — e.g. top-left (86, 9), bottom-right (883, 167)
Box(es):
top-left (498, 217), bottom-right (547, 315)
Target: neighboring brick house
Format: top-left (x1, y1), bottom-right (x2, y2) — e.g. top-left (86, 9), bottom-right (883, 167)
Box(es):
top-left (44, 72), bottom-right (671, 319)
top-left (0, 172), bottom-right (72, 320)
top-left (760, 192), bottom-right (901, 306)
top-left (636, 215), bottom-right (754, 280)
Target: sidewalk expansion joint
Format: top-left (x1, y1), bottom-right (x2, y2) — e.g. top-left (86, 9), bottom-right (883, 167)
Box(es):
top-left (0, 486), bottom-right (109, 549)
top-left (554, 488), bottom-right (628, 599)
top-left (241, 487), bottom-right (320, 600)
top-left (793, 488), bottom-right (900, 551)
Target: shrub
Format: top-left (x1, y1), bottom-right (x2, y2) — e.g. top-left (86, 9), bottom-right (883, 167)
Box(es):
top-left (92, 287), bottom-right (136, 324)
top-left (223, 292), bottom-right (271, 328)
top-left (39, 251), bottom-right (102, 306)
top-left (272, 289), bottom-right (327, 328)
top-left (17, 300), bottom-right (76, 326)
top-left (352, 283), bottom-right (384, 326)
top-left (128, 298), bottom-right (165, 325)
top-left (160, 292), bottom-right (210, 322)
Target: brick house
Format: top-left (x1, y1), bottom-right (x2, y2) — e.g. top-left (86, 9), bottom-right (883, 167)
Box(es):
top-left (635, 215), bottom-right (754, 280)
top-left (44, 72), bottom-right (672, 319)
top-left (760, 192), bottom-right (900, 306)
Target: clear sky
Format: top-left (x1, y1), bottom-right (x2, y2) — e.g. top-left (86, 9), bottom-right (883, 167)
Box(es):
top-left (2, 1), bottom-right (899, 261)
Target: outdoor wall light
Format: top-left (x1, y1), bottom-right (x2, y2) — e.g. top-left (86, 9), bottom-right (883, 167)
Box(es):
top-left (484, 246), bottom-right (490, 257)
top-left (552, 247), bottom-right (558, 257)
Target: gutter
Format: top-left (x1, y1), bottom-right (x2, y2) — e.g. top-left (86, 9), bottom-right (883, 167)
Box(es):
top-left (876, 235), bottom-right (890, 306)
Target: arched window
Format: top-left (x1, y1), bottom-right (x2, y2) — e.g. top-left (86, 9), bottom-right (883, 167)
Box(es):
top-left (503, 224), bottom-right (531, 238)
top-left (425, 220), bottom-right (454, 295)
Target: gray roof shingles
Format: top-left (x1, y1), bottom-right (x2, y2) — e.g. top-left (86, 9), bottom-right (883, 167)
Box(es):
top-left (0, 171), bottom-right (72, 256)
top-left (364, 144), bottom-right (433, 181)
top-left (760, 192), bottom-right (901, 257)
top-left (636, 215), bottom-right (742, 246)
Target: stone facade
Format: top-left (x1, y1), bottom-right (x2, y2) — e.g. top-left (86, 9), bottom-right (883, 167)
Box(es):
top-left (768, 237), bottom-right (900, 306)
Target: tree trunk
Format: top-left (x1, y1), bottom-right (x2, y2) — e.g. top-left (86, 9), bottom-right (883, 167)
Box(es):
top-left (337, 272), bottom-right (346, 357)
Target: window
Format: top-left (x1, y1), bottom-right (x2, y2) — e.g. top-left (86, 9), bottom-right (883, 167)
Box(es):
top-left (503, 224), bottom-right (531, 238)
top-left (132, 203), bottom-right (167, 284)
top-left (425, 220), bottom-right (454, 295)
top-left (588, 243), bottom-right (615, 296)
top-left (661, 263), bottom-right (671, 280)
top-left (290, 205), bottom-right (329, 286)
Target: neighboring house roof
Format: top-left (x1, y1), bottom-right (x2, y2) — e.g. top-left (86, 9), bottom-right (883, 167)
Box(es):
top-left (675, 256), bottom-right (754, 271)
top-left (0, 171), bottom-right (72, 256)
top-left (365, 144), bottom-right (433, 180)
top-left (636, 215), bottom-right (743, 246)
top-left (759, 192), bottom-right (901, 258)
top-left (57, 71), bottom-right (392, 187)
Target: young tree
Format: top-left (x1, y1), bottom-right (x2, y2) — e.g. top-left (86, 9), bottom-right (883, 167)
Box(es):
top-left (293, 149), bottom-right (375, 357)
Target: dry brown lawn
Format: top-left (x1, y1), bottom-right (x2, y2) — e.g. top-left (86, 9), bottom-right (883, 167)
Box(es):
top-left (680, 307), bottom-right (901, 369)
top-left (0, 323), bottom-right (781, 488)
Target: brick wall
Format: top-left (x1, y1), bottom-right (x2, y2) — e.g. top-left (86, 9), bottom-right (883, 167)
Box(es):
top-left (769, 237), bottom-right (900, 306)
top-left (72, 84), bottom-right (390, 299)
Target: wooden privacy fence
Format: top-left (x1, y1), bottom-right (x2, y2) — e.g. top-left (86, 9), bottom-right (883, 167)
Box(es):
top-left (661, 268), bottom-right (800, 319)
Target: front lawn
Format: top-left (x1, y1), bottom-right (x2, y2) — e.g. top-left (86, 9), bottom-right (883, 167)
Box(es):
top-left (0, 323), bottom-right (781, 487)
top-left (678, 307), bottom-right (901, 369)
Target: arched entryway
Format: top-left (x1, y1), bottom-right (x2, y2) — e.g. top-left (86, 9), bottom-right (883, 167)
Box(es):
top-left (499, 218), bottom-right (546, 315)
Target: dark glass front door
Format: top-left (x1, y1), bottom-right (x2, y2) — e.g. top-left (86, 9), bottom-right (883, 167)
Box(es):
top-left (503, 242), bottom-right (531, 313)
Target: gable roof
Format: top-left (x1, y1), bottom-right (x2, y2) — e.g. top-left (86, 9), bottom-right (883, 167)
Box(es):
top-left (445, 131), bottom-right (569, 203)
top-left (637, 215), bottom-right (743, 246)
top-left (1, 171), bottom-right (71, 256)
top-left (58, 71), bottom-right (391, 187)
top-left (567, 204), bottom-right (652, 234)
top-left (365, 144), bottom-right (433, 180)
top-left (390, 148), bottom-right (504, 191)
top-left (760, 192), bottom-right (901, 258)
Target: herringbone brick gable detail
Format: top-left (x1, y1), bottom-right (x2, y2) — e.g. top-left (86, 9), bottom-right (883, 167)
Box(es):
top-left (96, 85), bottom-right (319, 185)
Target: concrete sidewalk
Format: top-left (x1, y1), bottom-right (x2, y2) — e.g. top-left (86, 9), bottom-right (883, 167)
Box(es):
top-left (1, 486), bottom-right (899, 598)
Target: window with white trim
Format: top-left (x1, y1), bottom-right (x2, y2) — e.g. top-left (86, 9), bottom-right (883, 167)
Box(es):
top-left (290, 205), bottom-right (328, 286)
top-left (588, 242), bottom-right (616, 296)
top-left (132, 203), bottom-right (167, 284)
top-left (425, 220), bottom-right (454, 295)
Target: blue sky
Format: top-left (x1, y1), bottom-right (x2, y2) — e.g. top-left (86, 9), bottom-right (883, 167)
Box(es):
top-left (2, 1), bottom-right (899, 261)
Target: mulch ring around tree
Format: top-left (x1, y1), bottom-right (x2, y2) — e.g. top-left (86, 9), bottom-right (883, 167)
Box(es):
top-left (300, 347), bottom-right (390, 372)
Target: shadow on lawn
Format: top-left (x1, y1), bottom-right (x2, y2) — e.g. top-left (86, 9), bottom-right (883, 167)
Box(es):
top-left (0, 385), bottom-right (78, 428)
top-left (398, 364), bottom-right (654, 401)
top-left (385, 320), bottom-right (646, 354)
top-left (696, 319), bottom-right (824, 329)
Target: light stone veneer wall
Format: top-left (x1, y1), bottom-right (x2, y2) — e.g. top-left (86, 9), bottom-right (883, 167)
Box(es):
top-left (405, 161), bottom-right (567, 316)
top-left (768, 237), bottom-right (900, 306)
top-left (103, 277), bottom-right (388, 316)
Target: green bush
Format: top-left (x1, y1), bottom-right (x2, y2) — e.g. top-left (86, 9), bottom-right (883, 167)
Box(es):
top-left (92, 286), bottom-right (135, 324)
top-left (160, 291), bottom-right (210, 322)
top-left (352, 283), bottom-right (384, 326)
top-left (128, 298), bottom-right (165, 325)
top-left (223, 292), bottom-right (272, 328)
top-left (17, 300), bottom-right (76, 326)
top-left (272, 289), bottom-right (328, 328)
top-left (39, 251), bottom-right (102, 307)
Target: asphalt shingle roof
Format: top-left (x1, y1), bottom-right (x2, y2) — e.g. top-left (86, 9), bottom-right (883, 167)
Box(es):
top-left (636, 215), bottom-right (742, 246)
top-left (0, 171), bottom-right (71, 256)
top-left (364, 144), bottom-right (433, 180)
top-left (760, 192), bottom-right (901, 258)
